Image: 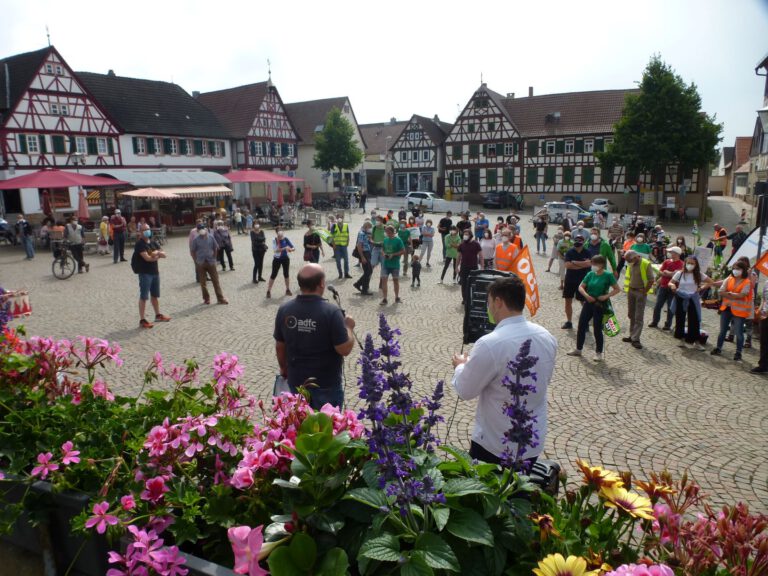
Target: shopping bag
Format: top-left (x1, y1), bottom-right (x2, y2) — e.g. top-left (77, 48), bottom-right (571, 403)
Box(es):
top-left (273, 374), bottom-right (290, 396)
top-left (602, 302), bottom-right (620, 337)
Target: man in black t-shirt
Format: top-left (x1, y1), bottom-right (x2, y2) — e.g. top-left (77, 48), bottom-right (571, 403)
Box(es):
top-left (438, 211), bottom-right (453, 260)
top-left (456, 231), bottom-right (483, 305)
top-left (561, 237), bottom-right (592, 329)
top-left (132, 224), bottom-right (170, 329)
top-left (274, 263), bottom-right (356, 409)
top-left (456, 212), bottom-right (472, 237)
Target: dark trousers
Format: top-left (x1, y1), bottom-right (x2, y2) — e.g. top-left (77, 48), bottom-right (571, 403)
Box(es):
top-left (112, 231), bottom-right (125, 262)
top-left (440, 233), bottom-right (448, 258)
top-left (357, 251), bottom-right (372, 291)
top-left (441, 257), bottom-right (456, 281)
top-left (252, 249), bottom-right (266, 281)
top-left (459, 266), bottom-right (475, 303)
top-left (70, 243), bottom-right (86, 272)
top-left (674, 295), bottom-right (700, 344)
top-left (758, 318), bottom-right (768, 369)
top-left (218, 246), bottom-right (234, 270)
top-left (469, 441), bottom-right (538, 469)
top-left (651, 286), bottom-right (674, 327)
top-left (576, 300), bottom-right (605, 353)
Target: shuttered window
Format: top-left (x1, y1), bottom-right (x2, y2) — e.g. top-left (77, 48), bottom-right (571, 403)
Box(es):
top-left (503, 168), bottom-right (514, 186)
top-left (527, 140), bottom-right (537, 156)
top-left (86, 137), bottom-right (97, 155)
top-left (163, 138), bottom-right (172, 154)
top-left (563, 166), bottom-right (575, 185)
top-left (469, 144), bottom-right (479, 159)
top-left (556, 140), bottom-right (565, 154)
top-left (600, 165), bottom-right (614, 185)
top-left (513, 142), bottom-right (519, 156)
top-left (452, 145), bottom-right (462, 160)
top-left (38, 135), bottom-right (47, 154)
top-left (147, 138), bottom-right (156, 154)
top-left (220, 141), bottom-right (226, 157)
top-left (526, 167), bottom-right (538, 186)
top-left (107, 139), bottom-right (114, 155)
top-left (208, 141), bottom-right (216, 155)
top-left (18, 134), bottom-right (28, 154)
top-left (575, 139), bottom-right (584, 154)
top-left (544, 167), bottom-right (556, 185)
top-left (52, 135), bottom-right (65, 154)
top-left (486, 168), bottom-right (497, 186)
top-left (582, 166), bottom-right (595, 185)
top-left (194, 140), bottom-right (203, 155)
top-left (595, 138), bottom-right (604, 153)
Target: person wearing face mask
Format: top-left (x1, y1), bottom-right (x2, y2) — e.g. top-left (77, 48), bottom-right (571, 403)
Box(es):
top-left (480, 229), bottom-right (497, 270)
top-left (709, 261), bottom-right (753, 360)
top-left (353, 221), bottom-right (374, 296)
top-left (266, 227), bottom-right (295, 299)
top-left (330, 213), bottom-right (352, 280)
top-left (621, 250), bottom-right (655, 349)
top-left (457, 230), bottom-right (483, 305)
top-left (585, 227), bottom-right (617, 275)
top-left (213, 220), bottom-right (235, 272)
top-left (674, 236), bottom-right (690, 257)
top-left (562, 212), bottom-right (575, 232)
top-left (494, 230), bottom-right (518, 273)
top-left (191, 222), bottom-right (228, 305)
top-left (669, 256), bottom-right (709, 350)
top-left (440, 226), bottom-right (461, 284)
top-left (533, 215), bottom-right (548, 255)
top-left (571, 221), bottom-right (589, 243)
top-left (132, 223), bottom-right (170, 329)
top-left (451, 275), bottom-right (557, 466)
top-left (250, 222), bottom-right (268, 283)
top-left (64, 216), bottom-right (89, 273)
top-left (419, 219), bottom-right (435, 267)
top-left (566, 255), bottom-right (621, 361)
top-left (562, 236), bottom-right (592, 329)
top-left (630, 234), bottom-right (652, 259)
top-left (649, 246), bottom-right (684, 330)
top-left (546, 227), bottom-right (564, 273)
top-left (303, 220), bottom-right (323, 264)
top-left (555, 231), bottom-right (572, 290)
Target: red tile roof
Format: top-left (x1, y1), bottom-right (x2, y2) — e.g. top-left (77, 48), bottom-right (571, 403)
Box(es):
top-left (359, 121), bottom-right (408, 156)
top-left (734, 136), bottom-right (752, 170)
top-left (196, 82), bottom-right (270, 138)
top-left (284, 97), bottom-right (350, 144)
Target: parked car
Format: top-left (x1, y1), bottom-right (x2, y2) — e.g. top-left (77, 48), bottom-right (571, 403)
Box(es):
top-left (540, 202), bottom-right (593, 226)
top-left (589, 198), bottom-right (616, 213)
top-left (395, 189), bottom-right (409, 197)
top-left (482, 190), bottom-right (515, 209)
top-left (404, 191), bottom-right (448, 212)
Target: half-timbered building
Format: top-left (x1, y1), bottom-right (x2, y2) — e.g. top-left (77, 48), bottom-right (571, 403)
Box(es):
top-left (391, 114), bottom-right (452, 195)
top-left (284, 96), bottom-right (366, 194)
top-left (359, 119), bottom-right (408, 195)
top-left (0, 46), bottom-right (122, 214)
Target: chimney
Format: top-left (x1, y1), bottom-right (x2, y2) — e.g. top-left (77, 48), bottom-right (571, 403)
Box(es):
top-left (506, 92), bottom-right (515, 99)
top-left (528, 86), bottom-right (534, 97)
top-left (107, 69), bottom-right (115, 77)
top-left (389, 117), bottom-right (397, 125)
top-left (433, 114), bottom-right (440, 123)
top-left (192, 91), bottom-right (200, 98)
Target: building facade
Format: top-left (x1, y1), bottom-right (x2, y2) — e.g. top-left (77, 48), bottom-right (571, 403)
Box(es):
top-left (749, 53), bottom-right (768, 203)
top-left (359, 119), bottom-right (408, 196)
top-left (390, 114), bottom-right (452, 195)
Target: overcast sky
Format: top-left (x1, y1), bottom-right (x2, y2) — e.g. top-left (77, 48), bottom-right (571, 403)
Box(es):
top-left (2, 0), bottom-right (766, 151)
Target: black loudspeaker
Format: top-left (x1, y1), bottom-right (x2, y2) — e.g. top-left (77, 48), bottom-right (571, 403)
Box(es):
top-left (462, 269), bottom-right (512, 344)
top-left (757, 183), bottom-right (768, 233)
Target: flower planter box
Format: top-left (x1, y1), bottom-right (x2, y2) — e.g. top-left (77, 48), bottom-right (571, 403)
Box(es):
top-left (179, 552), bottom-right (237, 576)
top-left (0, 478), bottom-right (44, 554)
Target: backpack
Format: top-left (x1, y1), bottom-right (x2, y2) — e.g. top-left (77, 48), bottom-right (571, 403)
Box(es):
top-left (130, 249), bottom-right (141, 274)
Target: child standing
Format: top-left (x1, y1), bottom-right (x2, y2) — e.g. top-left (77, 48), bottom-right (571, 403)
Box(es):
top-left (410, 254), bottom-right (422, 288)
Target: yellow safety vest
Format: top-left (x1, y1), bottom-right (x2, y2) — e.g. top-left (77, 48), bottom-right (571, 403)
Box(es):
top-left (495, 243), bottom-right (519, 272)
top-left (623, 258), bottom-right (654, 295)
top-left (331, 223), bottom-right (349, 247)
top-left (720, 276), bottom-right (752, 318)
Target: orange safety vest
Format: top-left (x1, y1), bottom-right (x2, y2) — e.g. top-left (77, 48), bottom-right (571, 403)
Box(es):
top-left (720, 276), bottom-right (752, 318)
top-left (495, 243), bottom-right (519, 271)
top-left (716, 228), bottom-right (728, 247)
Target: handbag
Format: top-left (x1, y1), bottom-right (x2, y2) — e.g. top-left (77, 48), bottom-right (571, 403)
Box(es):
top-left (601, 301), bottom-right (621, 337)
top-left (273, 374), bottom-right (290, 396)
top-left (108, 238), bottom-right (113, 246)
top-left (352, 246), bottom-right (360, 259)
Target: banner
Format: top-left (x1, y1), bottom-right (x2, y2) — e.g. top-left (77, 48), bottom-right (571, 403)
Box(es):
top-left (510, 245), bottom-right (540, 317)
top-left (756, 250), bottom-right (768, 276)
top-left (726, 226), bottom-right (768, 267)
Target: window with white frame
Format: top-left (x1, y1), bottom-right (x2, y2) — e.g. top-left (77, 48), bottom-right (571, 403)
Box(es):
top-left (255, 141), bottom-right (263, 156)
top-left (605, 137), bottom-right (614, 148)
top-left (422, 150), bottom-right (430, 161)
top-left (545, 141), bottom-right (555, 155)
top-left (411, 151), bottom-right (419, 161)
top-left (60, 104), bottom-right (69, 116)
top-left (287, 143), bottom-right (294, 157)
top-left (504, 143), bottom-right (514, 156)
top-left (96, 138), bottom-right (108, 155)
top-left (185, 139), bottom-right (193, 156)
top-left (213, 141), bottom-right (222, 157)
top-left (584, 139), bottom-right (594, 154)
top-left (50, 103), bottom-right (59, 115)
top-left (453, 172), bottom-right (463, 187)
top-left (487, 144), bottom-right (497, 157)
top-left (76, 136), bottom-right (86, 154)
top-left (155, 138), bottom-right (163, 155)
top-left (396, 173), bottom-right (408, 191)
top-left (26, 135), bottom-right (39, 153)
top-left (400, 151), bottom-right (408, 162)
top-left (45, 64), bottom-right (53, 74)
top-left (169, 139), bottom-right (179, 155)
top-left (55, 65), bottom-right (63, 75)
top-left (136, 138), bottom-right (146, 155)
top-left (565, 140), bottom-right (574, 154)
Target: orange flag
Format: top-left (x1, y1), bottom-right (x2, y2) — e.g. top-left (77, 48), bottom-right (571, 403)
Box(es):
top-left (510, 245), bottom-right (541, 317)
top-left (756, 251), bottom-right (768, 276)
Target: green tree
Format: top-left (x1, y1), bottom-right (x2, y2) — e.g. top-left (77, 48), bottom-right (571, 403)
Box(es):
top-left (313, 107), bottom-right (364, 190)
top-left (598, 55), bottom-right (722, 214)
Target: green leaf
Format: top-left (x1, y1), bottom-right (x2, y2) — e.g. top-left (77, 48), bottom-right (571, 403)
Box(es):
top-left (432, 506), bottom-right (450, 532)
top-left (358, 532), bottom-right (401, 562)
top-left (268, 546), bottom-right (300, 576)
top-left (300, 412), bottom-right (334, 435)
top-left (402, 553), bottom-right (435, 576)
top-left (362, 460), bottom-right (380, 488)
top-left (290, 532), bottom-right (317, 571)
top-left (274, 478), bottom-right (302, 490)
top-left (414, 533), bottom-right (460, 572)
top-left (316, 548), bottom-right (349, 576)
top-left (445, 508), bottom-right (494, 546)
top-left (443, 477), bottom-right (493, 497)
top-left (344, 487), bottom-right (389, 510)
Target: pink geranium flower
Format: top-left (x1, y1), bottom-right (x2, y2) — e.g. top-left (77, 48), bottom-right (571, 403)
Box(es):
top-left (84, 501), bottom-right (120, 534)
top-left (227, 525), bottom-right (268, 576)
top-left (141, 476), bottom-right (169, 504)
top-left (120, 494), bottom-right (136, 511)
top-left (31, 452), bottom-right (59, 479)
top-left (61, 441), bottom-right (81, 465)
top-left (230, 467), bottom-right (254, 490)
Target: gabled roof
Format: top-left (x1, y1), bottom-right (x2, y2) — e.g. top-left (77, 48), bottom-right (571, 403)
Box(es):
top-left (735, 160), bottom-right (751, 174)
top-left (722, 146), bottom-right (735, 169)
top-left (359, 120), bottom-right (409, 156)
top-left (501, 89), bottom-right (639, 137)
top-left (734, 136), bottom-right (752, 169)
top-left (0, 46), bottom-right (52, 122)
top-left (411, 114), bottom-right (453, 146)
top-left (77, 72), bottom-right (229, 138)
top-left (284, 97), bottom-right (350, 144)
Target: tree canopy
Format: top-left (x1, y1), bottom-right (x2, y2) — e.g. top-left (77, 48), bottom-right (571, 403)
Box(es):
top-left (598, 56), bottom-right (722, 186)
top-left (313, 107), bottom-right (364, 181)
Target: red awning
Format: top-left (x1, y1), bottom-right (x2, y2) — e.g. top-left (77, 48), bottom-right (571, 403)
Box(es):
top-left (0, 169), bottom-right (129, 190)
top-left (223, 170), bottom-right (303, 184)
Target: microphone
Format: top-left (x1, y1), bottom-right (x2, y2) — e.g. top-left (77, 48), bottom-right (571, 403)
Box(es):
top-left (327, 285), bottom-right (339, 297)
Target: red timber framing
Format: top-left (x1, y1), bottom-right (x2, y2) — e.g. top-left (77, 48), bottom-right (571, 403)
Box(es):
top-left (0, 47), bottom-right (122, 171)
top-left (245, 87), bottom-right (299, 170)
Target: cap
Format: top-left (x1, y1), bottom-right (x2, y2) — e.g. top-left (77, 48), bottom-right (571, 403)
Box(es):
top-left (114, 209), bottom-right (121, 214)
top-left (573, 237), bottom-right (585, 246)
top-left (666, 246), bottom-right (682, 255)
top-left (196, 223), bottom-right (206, 230)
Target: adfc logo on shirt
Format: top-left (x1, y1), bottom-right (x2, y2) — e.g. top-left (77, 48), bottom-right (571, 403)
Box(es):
top-left (285, 316), bottom-right (317, 333)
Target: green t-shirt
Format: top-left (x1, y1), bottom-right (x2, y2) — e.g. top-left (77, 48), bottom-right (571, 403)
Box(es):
top-left (371, 224), bottom-right (386, 244)
top-left (383, 236), bottom-right (405, 270)
top-left (580, 270), bottom-right (617, 299)
top-left (631, 242), bottom-right (651, 255)
top-left (397, 228), bottom-right (411, 247)
top-left (445, 233), bottom-right (461, 259)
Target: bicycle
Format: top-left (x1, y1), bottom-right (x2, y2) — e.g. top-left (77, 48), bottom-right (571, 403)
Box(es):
top-left (52, 240), bottom-right (77, 279)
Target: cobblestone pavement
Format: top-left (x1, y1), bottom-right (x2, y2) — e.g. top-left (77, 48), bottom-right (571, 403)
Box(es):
top-left (1, 202), bottom-right (766, 513)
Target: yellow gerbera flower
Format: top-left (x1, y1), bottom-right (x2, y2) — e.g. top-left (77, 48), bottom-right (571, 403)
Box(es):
top-left (533, 554), bottom-right (598, 576)
top-left (575, 459), bottom-right (624, 490)
top-left (599, 484), bottom-right (655, 520)
top-left (529, 512), bottom-right (562, 542)
top-left (635, 478), bottom-right (676, 500)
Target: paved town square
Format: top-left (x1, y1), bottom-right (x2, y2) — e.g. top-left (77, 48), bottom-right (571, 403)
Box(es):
top-left (2, 200), bottom-right (766, 514)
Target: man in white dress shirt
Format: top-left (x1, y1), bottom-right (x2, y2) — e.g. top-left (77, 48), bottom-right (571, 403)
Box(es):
top-left (452, 275), bottom-right (557, 466)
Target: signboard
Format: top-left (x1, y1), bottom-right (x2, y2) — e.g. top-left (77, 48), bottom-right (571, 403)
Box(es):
top-left (693, 246), bottom-right (713, 272)
top-left (642, 190), bottom-right (656, 206)
top-left (666, 197), bottom-right (676, 209)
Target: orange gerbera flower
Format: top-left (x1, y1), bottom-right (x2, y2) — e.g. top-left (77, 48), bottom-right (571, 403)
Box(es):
top-left (533, 554), bottom-right (599, 576)
top-left (575, 459), bottom-right (624, 490)
top-left (529, 512), bottom-right (562, 542)
top-left (635, 478), bottom-right (676, 500)
top-left (599, 484), bottom-right (655, 520)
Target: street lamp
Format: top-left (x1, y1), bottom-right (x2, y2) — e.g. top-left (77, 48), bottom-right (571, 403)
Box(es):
top-left (385, 136), bottom-right (392, 196)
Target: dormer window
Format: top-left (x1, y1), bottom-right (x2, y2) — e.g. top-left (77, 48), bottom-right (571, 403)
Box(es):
top-left (45, 64), bottom-right (53, 74)
top-left (55, 65), bottom-right (63, 76)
